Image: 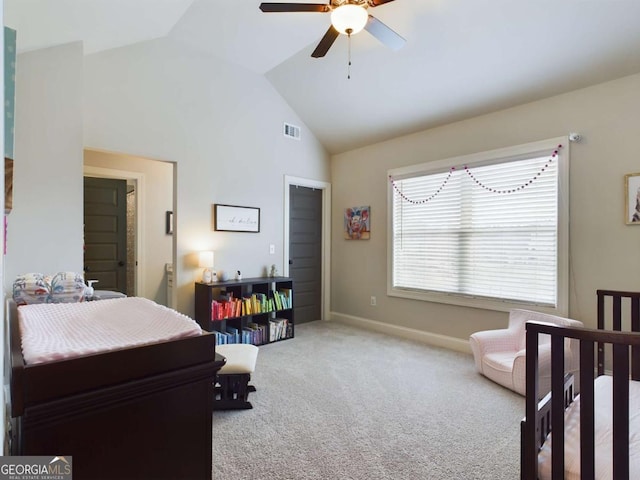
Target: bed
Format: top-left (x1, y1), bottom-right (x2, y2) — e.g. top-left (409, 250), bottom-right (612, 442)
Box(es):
top-left (520, 290), bottom-right (640, 480)
top-left (6, 297), bottom-right (226, 480)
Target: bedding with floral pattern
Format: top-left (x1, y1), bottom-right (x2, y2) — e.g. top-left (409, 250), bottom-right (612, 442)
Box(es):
top-left (13, 272), bottom-right (86, 305)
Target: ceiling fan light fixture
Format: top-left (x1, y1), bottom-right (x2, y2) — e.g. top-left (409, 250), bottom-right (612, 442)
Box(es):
top-left (331, 4), bottom-right (368, 35)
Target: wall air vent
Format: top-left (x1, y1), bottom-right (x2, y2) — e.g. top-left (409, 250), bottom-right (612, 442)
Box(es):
top-left (283, 123), bottom-right (301, 140)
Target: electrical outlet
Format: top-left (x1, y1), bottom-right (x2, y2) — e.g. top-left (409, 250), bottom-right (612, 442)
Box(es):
top-left (269, 244), bottom-right (275, 254)
top-left (370, 296), bottom-right (377, 306)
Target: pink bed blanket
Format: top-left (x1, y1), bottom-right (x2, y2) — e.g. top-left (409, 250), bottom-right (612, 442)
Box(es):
top-left (18, 297), bottom-right (203, 365)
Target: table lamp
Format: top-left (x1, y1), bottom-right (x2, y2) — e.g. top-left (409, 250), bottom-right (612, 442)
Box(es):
top-left (199, 251), bottom-right (215, 283)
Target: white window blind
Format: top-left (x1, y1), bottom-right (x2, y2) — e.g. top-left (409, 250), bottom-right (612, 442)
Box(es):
top-left (390, 142), bottom-right (567, 311)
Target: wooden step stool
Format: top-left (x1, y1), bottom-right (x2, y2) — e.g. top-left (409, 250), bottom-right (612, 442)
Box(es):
top-left (214, 344), bottom-right (259, 410)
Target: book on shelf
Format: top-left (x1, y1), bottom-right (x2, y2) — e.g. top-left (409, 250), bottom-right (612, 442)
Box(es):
top-left (248, 322), bottom-right (266, 345)
top-left (253, 293), bottom-right (266, 313)
top-left (280, 288), bottom-right (292, 309)
top-left (211, 296), bottom-right (243, 320)
top-left (268, 317), bottom-right (289, 342)
top-left (241, 297), bottom-right (251, 316)
top-left (214, 330), bottom-right (234, 345)
top-left (241, 328), bottom-right (251, 344)
top-left (271, 290), bottom-right (282, 310)
top-left (215, 323), bottom-right (272, 346)
top-left (268, 289), bottom-right (292, 311)
top-left (226, 326), bottom-right (240, 344)
top-left (242, 326), bottom-right (264, 345)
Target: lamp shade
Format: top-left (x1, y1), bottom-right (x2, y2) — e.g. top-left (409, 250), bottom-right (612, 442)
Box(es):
top-left (331, 4), bottom-right (368, 35)
top-left (198, 251), bottom-right (214, 268)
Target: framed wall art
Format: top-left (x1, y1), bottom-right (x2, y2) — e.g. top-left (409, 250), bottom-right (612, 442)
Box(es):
top-left (625, 173), bottom-right (640, 224)
top-left (5, 158), bottom-right (13, 214)
top-left (344, 206), bottom-right (370, 240)
top-left (214, 204), bottom-right (260, 233)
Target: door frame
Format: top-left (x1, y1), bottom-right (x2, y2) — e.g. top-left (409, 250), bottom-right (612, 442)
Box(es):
top-left (83, 165), bottom-right (146, 297)
top-left (284, 175), bottom-right (331, 322)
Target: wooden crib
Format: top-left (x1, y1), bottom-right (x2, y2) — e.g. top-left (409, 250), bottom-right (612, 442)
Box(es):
top-left (520, 290), bottom-right (640, 480)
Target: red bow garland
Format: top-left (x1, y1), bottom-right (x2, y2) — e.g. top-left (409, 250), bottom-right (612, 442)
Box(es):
top-left (389, 145), bottom-right (562, 205)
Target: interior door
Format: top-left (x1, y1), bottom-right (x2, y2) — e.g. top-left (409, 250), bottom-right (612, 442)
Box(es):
top-left (289, 185), bottom-right (322, 324)
top-left (84, 177), bottom-right (127, 293)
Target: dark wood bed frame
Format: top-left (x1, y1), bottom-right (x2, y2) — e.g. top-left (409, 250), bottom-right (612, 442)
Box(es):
top-left (6, 299), bottom-right (226, 480)
top-left (521, 290), bottom-right (640, 480)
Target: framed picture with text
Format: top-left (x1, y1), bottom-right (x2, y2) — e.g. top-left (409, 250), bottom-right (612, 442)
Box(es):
top-left (214, 204), bottom-right (260, 233)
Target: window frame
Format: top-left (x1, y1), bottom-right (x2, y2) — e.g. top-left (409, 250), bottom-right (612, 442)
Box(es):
top-left (386, 137), bottom-right (570, 315)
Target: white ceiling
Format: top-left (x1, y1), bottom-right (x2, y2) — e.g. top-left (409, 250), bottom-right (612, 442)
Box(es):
top-left (6, 0), bottom-right (640, 154)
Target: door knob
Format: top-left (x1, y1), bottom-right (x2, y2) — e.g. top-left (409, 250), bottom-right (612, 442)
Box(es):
top-left (118, 261), bottom-right (125, 267)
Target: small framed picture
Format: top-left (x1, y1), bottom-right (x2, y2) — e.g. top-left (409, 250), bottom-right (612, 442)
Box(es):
top-left (214, 204), bottom-right (260, 233)
top-left (344, 206), bottom-right (370, 240)
top-left (625, 173), bottom-right (640, 225)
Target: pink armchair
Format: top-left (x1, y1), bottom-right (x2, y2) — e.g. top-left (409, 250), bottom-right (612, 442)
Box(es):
top-left (469, 309), bottom-right (583, 397)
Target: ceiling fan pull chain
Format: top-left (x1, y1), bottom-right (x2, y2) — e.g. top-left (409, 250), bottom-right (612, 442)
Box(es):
top-left (347, 28), bottom-right (353, 80)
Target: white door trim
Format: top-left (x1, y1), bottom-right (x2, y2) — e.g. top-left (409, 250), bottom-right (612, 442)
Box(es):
top-left (284, 176), bottom-right (331, 321)
top-left (83, 165), bottom-right (146, 297)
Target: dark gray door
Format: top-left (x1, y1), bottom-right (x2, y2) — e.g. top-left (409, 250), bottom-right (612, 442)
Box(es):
top-left (84, 177), bottom-right (127, 293)
top-left (289, 185), bottom-right (322, 324)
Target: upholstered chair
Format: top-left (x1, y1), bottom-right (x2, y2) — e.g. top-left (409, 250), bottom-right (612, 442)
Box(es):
top-left (469, 309), bottom-right (583, 397)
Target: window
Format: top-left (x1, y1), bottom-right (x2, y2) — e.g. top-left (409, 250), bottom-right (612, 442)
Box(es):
top-left (388, 138), bottom-right (569, 314)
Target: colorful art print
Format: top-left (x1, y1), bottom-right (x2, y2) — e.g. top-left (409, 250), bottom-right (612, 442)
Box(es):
top-left (344, 206), bottom-right (370, 240)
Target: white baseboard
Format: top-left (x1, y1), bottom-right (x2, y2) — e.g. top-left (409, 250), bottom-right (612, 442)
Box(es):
top-left (329, 311), bottom-right (472, 354)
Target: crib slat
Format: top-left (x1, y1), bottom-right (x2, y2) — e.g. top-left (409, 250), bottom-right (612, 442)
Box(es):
top-left (597, 289), bottom-right (640, 379)
top-left (613, 295), bottom-right (622, 331)
top-left (579, 341), bottom-right (595, 480)
top-left (523, 325), bottom-right (540, 480)
top-left (597, 291), bottom-right (605, 375)
top-left (551, 335), bottom-right (565, 480)
top-left (612, 343), bottom-right (630, 480)
top-left (632, 297), bottom-right (640, 380)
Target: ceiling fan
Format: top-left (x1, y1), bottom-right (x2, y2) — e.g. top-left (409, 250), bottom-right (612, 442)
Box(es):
top-left (259, 0), bottom-right (406, 58)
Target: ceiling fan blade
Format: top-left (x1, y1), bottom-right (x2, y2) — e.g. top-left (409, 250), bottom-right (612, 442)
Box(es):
top-left (311, 26), bottom-right (340, 58)
top-left (364, 14), bottom-right (406, 51)
top-left (259, 3), bottom-right (330, 13)
top-left (368, 0), bottom-right (396, 6)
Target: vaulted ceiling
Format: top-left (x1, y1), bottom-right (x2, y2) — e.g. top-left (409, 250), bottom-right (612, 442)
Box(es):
top-left (6, 0), bottom-right (640, 154)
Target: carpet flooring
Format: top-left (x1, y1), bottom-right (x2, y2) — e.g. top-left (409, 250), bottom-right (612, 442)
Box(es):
top-left (212, 320), bottom-right (524, 479)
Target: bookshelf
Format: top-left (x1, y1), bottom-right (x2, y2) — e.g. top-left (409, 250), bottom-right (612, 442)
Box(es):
top-left (194, 277), bottom-right (294, 346)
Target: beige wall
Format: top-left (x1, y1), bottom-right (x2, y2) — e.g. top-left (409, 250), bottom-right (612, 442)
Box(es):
top-left (84, 149), bottom-right (173, 305)
top-left (5, 42), bottom-right (84, 287)
top-left (331, 73), bottom-right (640, 347)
